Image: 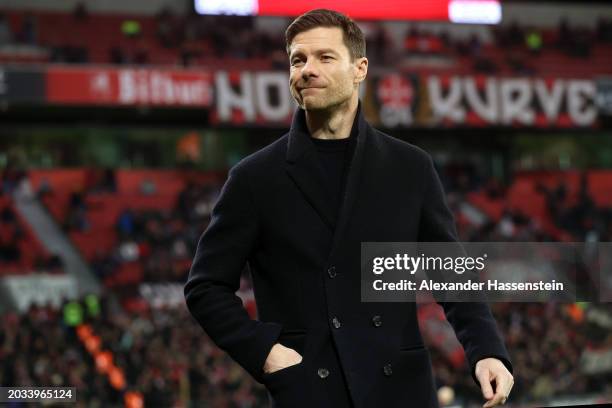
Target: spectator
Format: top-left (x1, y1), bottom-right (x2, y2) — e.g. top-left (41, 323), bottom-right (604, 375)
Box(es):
top-left (0, 13), bottom-right (12, 46)
top-left (525, 29), bottom-right (543, 54)
top-left (121, 20), bottom-right (141, 39)
top-left (597, 17), bottom-right (612, 42)
top-left (64, 190), bottom-right (90, 232)
top-left (101, 168), bottom-right (117, 193)
top-left (18, 13), bottom-right (37, 45)
top-left (117, 209), bottom-right (135, 238)
top-left (0, 231), bottom-right (20, 263)
top-left (73, 2), bottom-right (88, 21)
top-left (1, 205), bottom-right (16, 224)
top-left (109, 46), bottom-right (127, 64)
top-left (156, 8), bottom-right (178, 48)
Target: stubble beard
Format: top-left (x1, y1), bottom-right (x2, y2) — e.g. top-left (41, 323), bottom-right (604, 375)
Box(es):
top-left (296, 84), bottom-right (352, 112)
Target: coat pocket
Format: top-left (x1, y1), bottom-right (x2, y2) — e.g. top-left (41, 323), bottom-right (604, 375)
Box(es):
top-left (277, 329), bottom-right (307, 356)
top-left (399, 347), bottom-right (438, 406)
top-left (262, 353), bottom-right (306, 406)
top-left (262, 330), bottom-right (308, 401)
top-left (262, 357), bottom-right (304, 383)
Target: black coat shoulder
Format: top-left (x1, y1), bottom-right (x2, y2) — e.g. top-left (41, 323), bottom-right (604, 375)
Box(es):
top-left (370, 128), bottom-right (432, 166)
top-left (230, 133), bottom-right (289, 177)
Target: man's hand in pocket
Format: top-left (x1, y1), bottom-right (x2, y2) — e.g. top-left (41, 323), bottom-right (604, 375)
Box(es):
top-left (263, 343), bottom-right (303, 374)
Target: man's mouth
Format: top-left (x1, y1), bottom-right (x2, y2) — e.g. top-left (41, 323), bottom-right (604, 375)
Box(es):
top-left (300, 87), bottom-right (323, 92)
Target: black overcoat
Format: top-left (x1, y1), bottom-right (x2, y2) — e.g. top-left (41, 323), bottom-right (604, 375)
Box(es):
top-left (184, 102), bottom-right (512, 408)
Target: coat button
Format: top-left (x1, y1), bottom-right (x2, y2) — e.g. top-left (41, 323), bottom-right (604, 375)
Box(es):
top-left (327, 266), bottom-right (337, 278)
top-left (317, 368), bottom-right (330, 379)
top-left (331, 317), bottom-right (341, 329)
top-left (372, 315), bottom-right (382, 327)
top-left (383, 364), bottom-right (393, 376)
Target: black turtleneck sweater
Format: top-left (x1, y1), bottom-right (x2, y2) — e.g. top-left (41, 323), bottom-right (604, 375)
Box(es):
top-left (309, 117), bottom-right (358, 224)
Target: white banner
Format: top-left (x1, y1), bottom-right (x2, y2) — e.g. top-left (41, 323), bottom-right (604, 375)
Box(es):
top-left (2, 274), bottom-right (79, 312)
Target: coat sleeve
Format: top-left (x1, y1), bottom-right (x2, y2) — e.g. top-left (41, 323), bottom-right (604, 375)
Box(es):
top-left (417, 154), bottom-right (513, 385)
top-left (184, 165), bottom-right (282, 383)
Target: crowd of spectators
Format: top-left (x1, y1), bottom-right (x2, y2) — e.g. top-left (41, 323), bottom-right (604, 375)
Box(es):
top-left (96, 301), bottom-right (268, 407)
top-left (536, 174), bottom-right (612, 242)
top-left (494, 17), bottom-right (612, 58)
top-left (441, 166), bottom-right (612, 243)
top-left (1, 5), bottom-right (611, 71)
top-left (35, 168), bottom-right (117, 234)
top-left (400, 16), bottom-right (612, 74)
top-left (430, 302), bottom-right (612, 405)
top-left (0, 298), bottom-right (269, 407)
top-left (88, 179), bottom-right (220, 284)
top-left (1, 293), bottom-right (610, 407)
top-left (0, 302), bottom-right (122, 407)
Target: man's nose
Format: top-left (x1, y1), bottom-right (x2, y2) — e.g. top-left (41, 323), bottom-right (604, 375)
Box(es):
top-left (300, 59), bottom-right (318, 80)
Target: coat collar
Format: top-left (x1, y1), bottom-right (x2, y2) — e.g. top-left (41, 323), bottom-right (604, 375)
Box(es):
top-left (286, 100), bottom-right (364, 163)
top-left (285, 100), bottom-right (371, 242)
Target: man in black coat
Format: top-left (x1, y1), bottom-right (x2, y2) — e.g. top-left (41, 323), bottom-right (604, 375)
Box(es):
top-left (184, 9), bottom-right (514, 408)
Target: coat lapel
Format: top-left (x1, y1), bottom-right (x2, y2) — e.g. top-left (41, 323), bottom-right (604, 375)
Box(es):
top-left (284, 101), bottom-right (371, 242)
top-left (285, 108), bottom-right (336, 231)
top-left (329, 104), bottom-right (370, 258)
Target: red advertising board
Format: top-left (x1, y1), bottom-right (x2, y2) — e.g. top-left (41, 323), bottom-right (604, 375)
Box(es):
top-left (46, 67), bottom-right (213, 107)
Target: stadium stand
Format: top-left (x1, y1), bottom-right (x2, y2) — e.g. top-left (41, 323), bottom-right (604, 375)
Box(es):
top-left (0, 9), bottom-right (610, 75)
top-left (1, 2), bottom-right (611, 407)
top-left (0, 171), bottom-right (61, 275)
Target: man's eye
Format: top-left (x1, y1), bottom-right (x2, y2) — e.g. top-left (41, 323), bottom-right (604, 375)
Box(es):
top-left (292, 59), bottom-right (303, 65)
top-left (322, 55), bottom-right (333, 60)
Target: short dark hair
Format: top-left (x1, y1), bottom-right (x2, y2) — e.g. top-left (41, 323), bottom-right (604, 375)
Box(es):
top-left (285, 9), bottom-right (366, 61)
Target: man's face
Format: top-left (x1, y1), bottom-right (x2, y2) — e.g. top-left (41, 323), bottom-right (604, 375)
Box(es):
top-left (288, 27), bottom-right (367, 111)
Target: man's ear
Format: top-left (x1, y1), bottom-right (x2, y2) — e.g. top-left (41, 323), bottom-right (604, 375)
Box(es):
top-left (354, 57), bottom-right (368, 84)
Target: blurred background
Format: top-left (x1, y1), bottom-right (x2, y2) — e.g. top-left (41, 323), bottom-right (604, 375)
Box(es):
top-left (0, 0), bottom-right (611, 407)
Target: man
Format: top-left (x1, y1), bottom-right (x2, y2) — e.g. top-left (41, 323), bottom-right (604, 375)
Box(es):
top-left (185, 9), bottom-right (513, 408)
